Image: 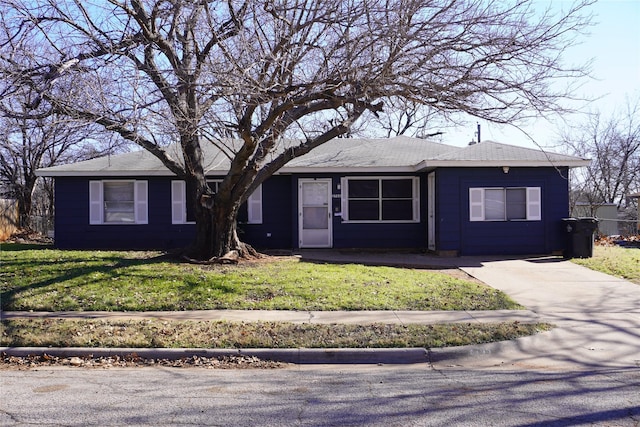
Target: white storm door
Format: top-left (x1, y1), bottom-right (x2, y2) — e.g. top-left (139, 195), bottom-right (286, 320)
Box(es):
top-left (427, 172), bottom-right (436, 251)
top-left (299, 179), bottom-right (332, 248)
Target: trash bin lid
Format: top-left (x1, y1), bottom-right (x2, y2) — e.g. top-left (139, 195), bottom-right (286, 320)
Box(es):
top-left (577, 217), bottom-right (599, 223)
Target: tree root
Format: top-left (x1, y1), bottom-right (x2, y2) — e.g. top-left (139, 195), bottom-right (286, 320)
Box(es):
top-left (219, 250), bottom-right (240, 264)
top-left (239, 242), bottom-right (262, 259)
top-left (182, 251), bottom-right (238, 265)
top-left (182, 243), bottom-right (263, 265)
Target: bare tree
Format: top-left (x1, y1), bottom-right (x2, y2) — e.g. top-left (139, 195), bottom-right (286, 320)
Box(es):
top-left (0, 106), bottom-right (121, 229)
top-left (564, 97), bottom-right (640, 212)
top-left (0, 0), bottom-right (593, 260)
top-left (360, 97), bottom-right (445, 139)
top-left (0, 18), bottom-right (129, 232)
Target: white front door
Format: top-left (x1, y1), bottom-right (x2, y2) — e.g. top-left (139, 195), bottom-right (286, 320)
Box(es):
top-left (427, 172), bottom-right (436, 251)
top-left (299, 179), bottom-right (332, 248)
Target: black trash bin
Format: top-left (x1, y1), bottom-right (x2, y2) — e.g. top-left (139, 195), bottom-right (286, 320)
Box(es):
top-left (562, 217), bottom-right (598, 258)
top-left (562, 218), bottom-right (578, 258)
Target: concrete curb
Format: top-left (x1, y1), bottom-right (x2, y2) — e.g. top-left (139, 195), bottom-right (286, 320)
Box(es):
top-left (428, 343), bottom-right (506, 366)
top-left (0, 346), bottom-right (430, 365)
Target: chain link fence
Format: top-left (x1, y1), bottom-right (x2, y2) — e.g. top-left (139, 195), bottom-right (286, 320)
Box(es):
top-left (29, 215), bottom-right (54, 238)
top-left (596, 218), bottom-right (639, 237)
top-left (572, 203), bottom-right (638, 237)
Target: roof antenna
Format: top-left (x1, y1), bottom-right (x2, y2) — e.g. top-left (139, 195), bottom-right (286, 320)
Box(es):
top-left (468, 123), bottom-right (481, 146)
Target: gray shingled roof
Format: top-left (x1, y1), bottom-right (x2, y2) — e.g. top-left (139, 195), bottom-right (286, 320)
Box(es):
top-left (285, 135), bottom-right (458, 170)
top-left (36, 136), bottom-right (589, 177)
top-left (428, 140), bottom-right (587, 165)
top-left (35, 147), bottom-right (179, 176)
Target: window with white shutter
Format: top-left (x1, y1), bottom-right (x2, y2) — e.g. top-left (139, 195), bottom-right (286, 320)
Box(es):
top-left (526, 187), bottom-right (542, 220)
top-left (89, 180), bottom-right (148, 225)
top-left (171, 181), bottom-right (186, 224)
top-left (89, 181), bottom-right (103, 224)
top-left (247, 185), bottom-right (263, 224)
top-left (469, 187), bottom-right (542, 222)
top-left (469, 188), bottom-right (484, 221)
top-left (171, 180), bottom-right (262, 225)
top-left (135, 181), bottom-right (148, 224)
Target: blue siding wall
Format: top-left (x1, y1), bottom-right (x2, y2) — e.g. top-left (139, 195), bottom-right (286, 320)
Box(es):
top-left (291, 173), bottom-right (427, 249)
top-left (434, 167), bottom-right (570, 255)
top-left (54, 176), bottom-right (293, 250)
top-left (55, 177), bottom-right (194, 250)
top-left (54, 167), bottom-right (570, 254)
top-left (239, 175), bottom-right (293, 249)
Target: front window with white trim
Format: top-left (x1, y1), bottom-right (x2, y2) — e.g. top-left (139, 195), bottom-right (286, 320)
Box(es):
top-left (89, 180), bottom-right (148, 225)
top-left (171, 180), bottom-right (262, 225)
top-left (340, 177), bottom-right (420, 222)
top-left (469, 187), bottom-right (541, 221)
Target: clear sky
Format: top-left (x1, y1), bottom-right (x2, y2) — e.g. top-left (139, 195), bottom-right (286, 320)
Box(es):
top-left (440, 0), bottom-right (640, 149)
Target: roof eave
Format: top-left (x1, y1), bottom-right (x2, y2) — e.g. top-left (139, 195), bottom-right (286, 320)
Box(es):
top-left (424, 160), bottom-right (591, 168)
top-left (36, 159), bottom-right (591, 177)
top-left (278, 166), bottom-right (418, 174)
top-left (35, 169), bottom-right (176, 177)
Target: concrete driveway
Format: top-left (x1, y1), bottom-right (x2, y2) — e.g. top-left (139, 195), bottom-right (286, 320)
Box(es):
top-left (433, 256), bottom-right (640, 370)
top-left (297, 250), bottom-right (640, 370)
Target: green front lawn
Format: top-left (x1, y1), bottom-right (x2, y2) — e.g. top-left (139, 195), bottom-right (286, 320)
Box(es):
top-left (0, 244), bottom-right (520, 312)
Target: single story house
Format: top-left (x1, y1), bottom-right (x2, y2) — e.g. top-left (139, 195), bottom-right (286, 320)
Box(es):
top-left (36, 136), bottom-right (589, 255)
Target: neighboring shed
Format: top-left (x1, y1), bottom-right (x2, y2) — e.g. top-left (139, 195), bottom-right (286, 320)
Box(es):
top-left (37, 136), bottom-right (589, 256)
top-left (629, 192), bottom-right (640, 233)
top-left (572, 203), bottom-right (619, 236)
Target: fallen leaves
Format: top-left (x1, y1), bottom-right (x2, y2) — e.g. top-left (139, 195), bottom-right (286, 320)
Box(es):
top-left (0, 352), bottom-right (288, 370)
top-left (1, 319), bottom-right (552, 350)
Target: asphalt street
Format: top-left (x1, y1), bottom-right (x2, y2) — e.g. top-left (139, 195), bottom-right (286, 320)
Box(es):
top-left (2, 365), bottom-right (639, 426)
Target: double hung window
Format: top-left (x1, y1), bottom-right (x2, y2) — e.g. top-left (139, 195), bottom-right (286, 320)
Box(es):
top-left (469, 187), bottom-right (541, 221)
top-left (89, 180), bottom-right (148, 225)
top-left (171, 180), bottom-right (262, 224)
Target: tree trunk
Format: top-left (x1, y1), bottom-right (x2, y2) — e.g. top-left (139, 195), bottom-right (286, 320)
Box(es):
top-left (17, 177), bottom-right (36, 229)
top-left (210, 193), bottom-right (258, 260)
top-left (17, 190), bottom-right (32, 229)
top-left (212, 202), bottom-right (242, 257)
top-left (187, 174), bottom-right (214, 260)
top-left (185, 176), bottom-right (258, 261)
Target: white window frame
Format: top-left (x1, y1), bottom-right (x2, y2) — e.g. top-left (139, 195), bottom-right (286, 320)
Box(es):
top-left (171, 180), bottom-right (262, 225)
top-left (89, 180), bottom-right (148, 225)
top-left (340, 176), bottom-right (420, 223)
top-left (469, 187), bottom-right (541, 222)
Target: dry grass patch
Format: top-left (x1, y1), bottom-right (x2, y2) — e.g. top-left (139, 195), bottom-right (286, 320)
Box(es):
top-left (1, 319), bottom-right (551, 349)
